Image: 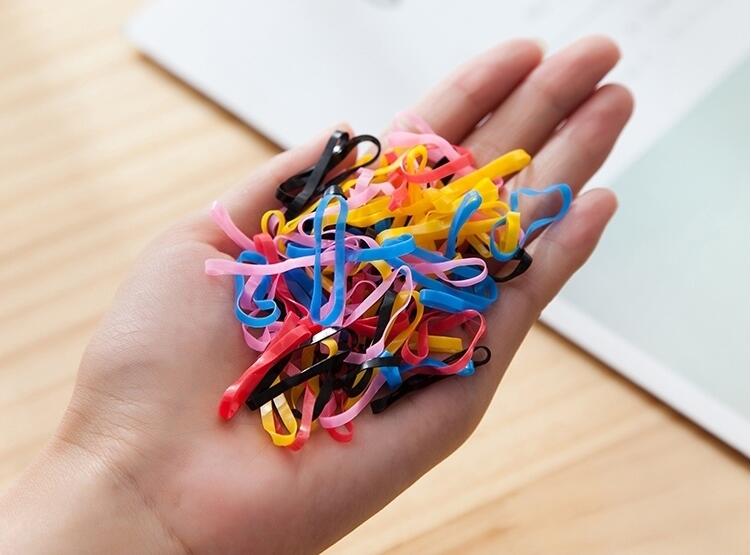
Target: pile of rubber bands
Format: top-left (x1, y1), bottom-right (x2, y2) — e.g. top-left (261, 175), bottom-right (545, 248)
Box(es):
top-left (205, 114), bottom-right (571, 449)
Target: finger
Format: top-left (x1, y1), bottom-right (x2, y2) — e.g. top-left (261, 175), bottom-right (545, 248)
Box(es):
top-left (398, 39), bottom-right (544, 143)
top-left (194, 40), bottom-right (544, 245)
top-left (465, 35), bottom-right (621, 165)
top-left (184, 123), bottom-right (354, 250)
top-left (510, 83), bottom-right (633, 235)
top-left (303, 189), bottom-right (618, 551)
top-left (428, 188), bottom-right (617, 430)
top-left (505, 187), bottom-right (618, 324)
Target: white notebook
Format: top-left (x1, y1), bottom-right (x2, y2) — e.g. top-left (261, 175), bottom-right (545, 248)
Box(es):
top-left (127, 0), bottom-right (750, 453)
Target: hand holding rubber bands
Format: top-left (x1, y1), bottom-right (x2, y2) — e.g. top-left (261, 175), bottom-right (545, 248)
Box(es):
top-left (205, 114), bottom-right (572, 449)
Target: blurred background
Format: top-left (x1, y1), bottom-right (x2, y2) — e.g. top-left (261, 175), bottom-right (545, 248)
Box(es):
top-left (0, 1), bottom-right (748, 553)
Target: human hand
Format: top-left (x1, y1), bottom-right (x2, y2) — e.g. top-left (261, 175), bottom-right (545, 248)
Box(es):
top-left (0, 36), bottom-right (632, 554)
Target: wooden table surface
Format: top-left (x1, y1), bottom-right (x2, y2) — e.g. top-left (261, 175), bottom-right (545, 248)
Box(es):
top-left (1, 2), bottom-right (747, 553)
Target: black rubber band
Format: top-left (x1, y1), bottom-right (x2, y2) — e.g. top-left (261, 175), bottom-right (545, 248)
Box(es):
top-left (326, 134), bottom-right (381, 186)
top-left (434, 156), bottom-right (456, 184)
top-left (246, 301), bottom-right (392, 412)
top-left (333, 289), bottom-right (397, 397)
top-left (276, 132), bottom-right (381, 219)
top-left (340, 367), bottom-right (373, 397)
top-left (245, 327), bottom-right (356, 411)
top-left (276, 132), bottom-right (347, 217)
top-left (471, 345), bottom-right (492, 367)
top-left (372, 290), bottom-right (396, 344)
top-left (312, 372), bottom-right (334, 420)
top-left (370, 374), bottom-right (444, 414)
top-left (244, 353), bottom-right (293, 410)
top-left (369, 346), bottom-right (493, 414)
top-left (246, 350), bottom-right (350, 410)
top-left (491, 248), bottom-right (533, 283)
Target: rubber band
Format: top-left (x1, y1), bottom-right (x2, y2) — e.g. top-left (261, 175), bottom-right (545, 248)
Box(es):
top-left (370, 346), bottom-right (492, 414)
top-left (512, 184), bottom-right (573, 244)
top-left (310, 190), bottom-right (348, 326)
top-left (445, 190), bottom-right (483, 259)
top-left (205, 121), bottom-right (573, 448)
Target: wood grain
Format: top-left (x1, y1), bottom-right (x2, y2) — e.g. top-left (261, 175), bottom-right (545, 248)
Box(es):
top-left (0, 2), bottom-right (747, 554)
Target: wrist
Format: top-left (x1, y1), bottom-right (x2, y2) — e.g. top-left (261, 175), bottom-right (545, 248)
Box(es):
top-left (0, 435), bottom-right (186, 555)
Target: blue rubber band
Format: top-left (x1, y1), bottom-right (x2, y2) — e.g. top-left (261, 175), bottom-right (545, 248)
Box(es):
top-left (445, 190), bottom-right (482, 259)
top-left (233, 250), bottom-right (281, 328)
top-left (350, 234), bottom-right (416, 262)
top-left (374, 218), bottom-right (392, 234)
top-left (457, 360), bottom-right (475, 377)
top-left (490, 183), bottom-right (573, 261)
top-left (310, 191), bottom-right (348, 326)
top-left (410, 245), bottom-right (496, 303)
top-left (284, 242), bottom-right (314, 258)
top-left (396, 357), bottom-right (475, 380)
top-left (488, 215), bottom-right (517, 262)
top-left (385, 243), bottom-right (498, 312)
top-left (285, 268), bottom-right (318, 306)
top-left (287, 234), bottom-right (416, 263)
top-left (419, 289), bottom-right (475, 312)
top-left (379, 350), bottom-right (403, 389)
top-left (511, 183), bottom-right (572, 244)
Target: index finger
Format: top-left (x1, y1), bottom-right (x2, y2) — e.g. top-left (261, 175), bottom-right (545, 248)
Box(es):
top-left (394, 39), bottom-right (544, 143)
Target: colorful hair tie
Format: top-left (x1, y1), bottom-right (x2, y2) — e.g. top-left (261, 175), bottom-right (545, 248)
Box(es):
top-left (206, 114), bottom-right (572, 448)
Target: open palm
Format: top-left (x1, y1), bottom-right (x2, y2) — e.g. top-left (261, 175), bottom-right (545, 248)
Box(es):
top-left (49, 36), bottom-right (632, 554)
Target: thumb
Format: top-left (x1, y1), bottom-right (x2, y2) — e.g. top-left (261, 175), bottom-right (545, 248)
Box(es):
top-left (183, 122), bottom-right (354, 251)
